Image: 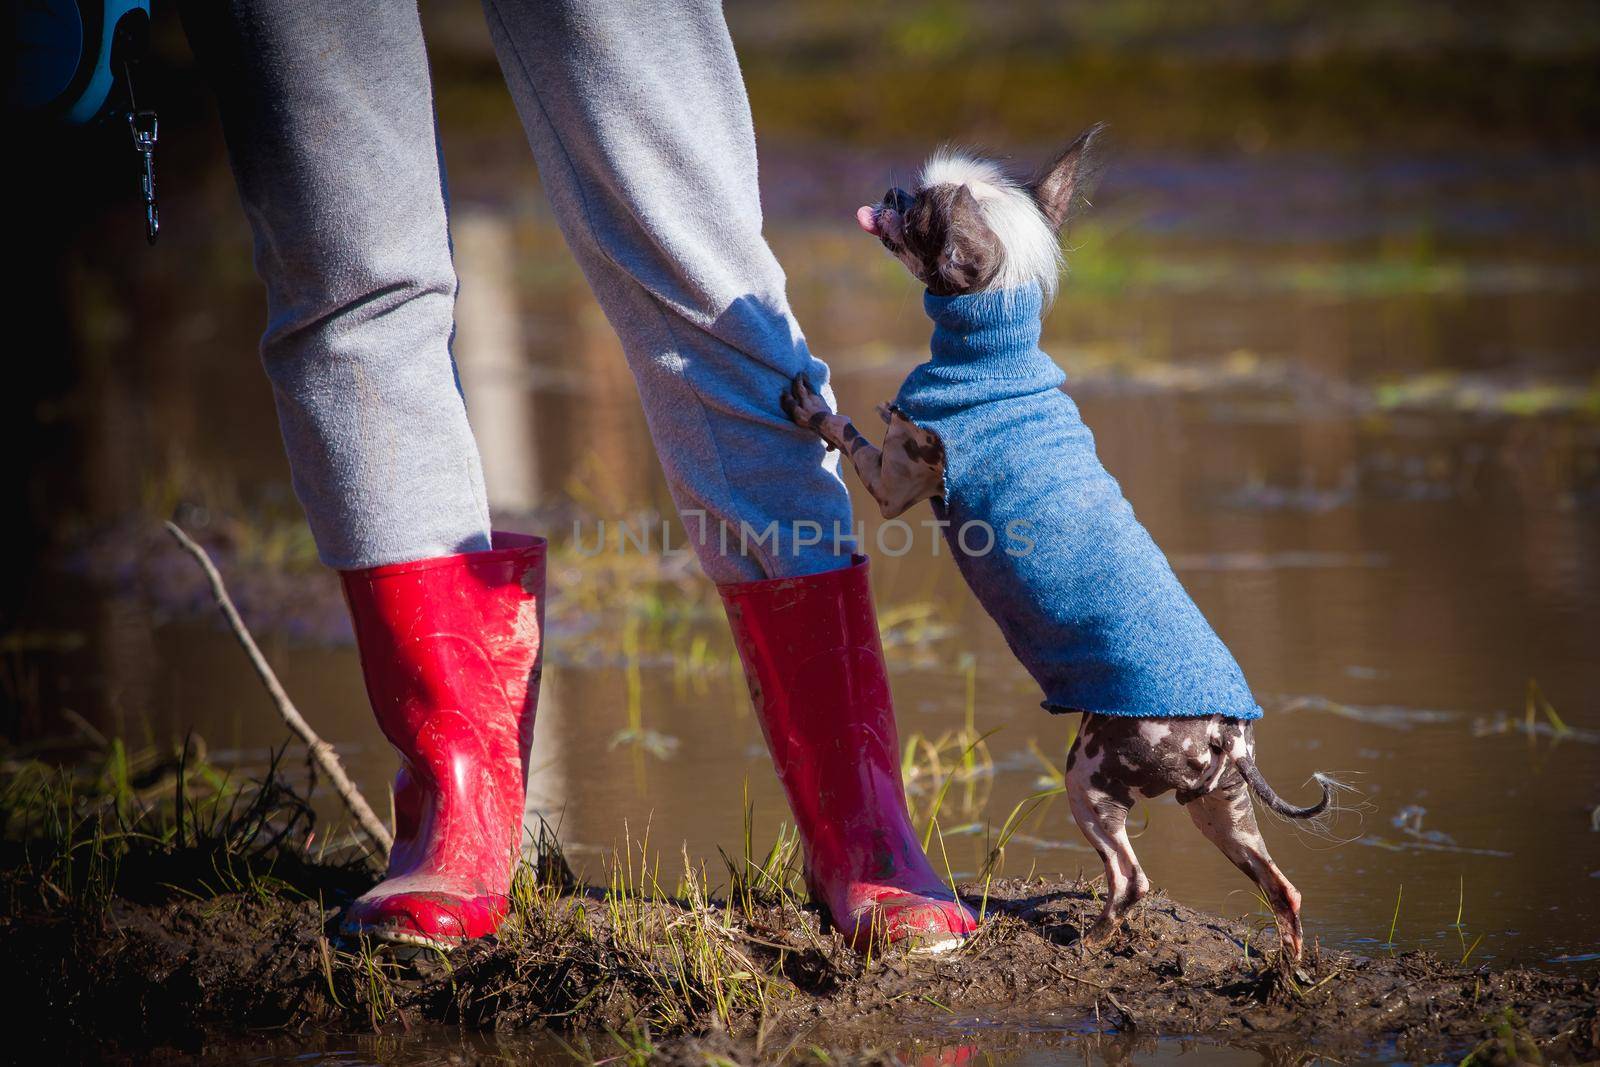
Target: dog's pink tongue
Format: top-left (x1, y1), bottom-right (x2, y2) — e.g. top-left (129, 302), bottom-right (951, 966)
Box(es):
top-left (855, 205), bottom-right (879, 235)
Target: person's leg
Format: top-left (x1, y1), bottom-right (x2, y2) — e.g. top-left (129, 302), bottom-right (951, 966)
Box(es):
top-left (720, 556), bottom-right (980, 951)
top-left (481, 0), bottom-right (978, 949)
top-left (180, 0), bottom-right (490, 568)
top-left (182, 3), bottom-right (538, 949)
top-left (479, 0), bottom-right (850, 583)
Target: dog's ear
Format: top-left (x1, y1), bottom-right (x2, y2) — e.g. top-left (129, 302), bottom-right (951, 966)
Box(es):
top-left (933, 184), bottom-right (998, 294)
top-left (1030, 122), bottom-right (1107, 232)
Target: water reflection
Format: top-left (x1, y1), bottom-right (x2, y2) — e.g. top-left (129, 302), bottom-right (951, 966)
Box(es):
top-left (160, 1023), bottom-right (1348, 1066)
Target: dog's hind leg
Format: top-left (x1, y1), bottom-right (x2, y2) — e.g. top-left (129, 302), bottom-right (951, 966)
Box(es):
top-left (1184, 768), bottom-right (1305, 959)
top-left (1066, 742), bottom-right (1150, 946)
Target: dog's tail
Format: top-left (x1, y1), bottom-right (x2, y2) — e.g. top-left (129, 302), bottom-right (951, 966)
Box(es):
top-left (1235, 756), bottom-right (1333, 819)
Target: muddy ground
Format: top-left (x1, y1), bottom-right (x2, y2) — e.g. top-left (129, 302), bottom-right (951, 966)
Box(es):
top-left (6, 855), bottom-right (1596, 1066)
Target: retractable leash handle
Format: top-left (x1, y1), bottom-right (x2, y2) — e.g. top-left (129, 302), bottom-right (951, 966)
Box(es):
top-left (11, 0), bottom-right (161, 243)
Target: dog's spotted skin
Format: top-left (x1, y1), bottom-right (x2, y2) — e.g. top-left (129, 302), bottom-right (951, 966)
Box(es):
top-left (1064, 713), bottom-right (1305, 956)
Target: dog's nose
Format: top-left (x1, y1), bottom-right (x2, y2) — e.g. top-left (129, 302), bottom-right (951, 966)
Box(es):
top-left (884, 187), bottom-right (914, 214)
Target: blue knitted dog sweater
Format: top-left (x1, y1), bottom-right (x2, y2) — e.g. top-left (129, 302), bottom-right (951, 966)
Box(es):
top-left (892, 284), bottom-right (1261, 720)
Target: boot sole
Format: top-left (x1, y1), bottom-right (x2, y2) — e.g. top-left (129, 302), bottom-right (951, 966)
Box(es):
top-left (905, 931), bottom-right (968, 955)
top-left (343, 923), bottom-right (466, 955)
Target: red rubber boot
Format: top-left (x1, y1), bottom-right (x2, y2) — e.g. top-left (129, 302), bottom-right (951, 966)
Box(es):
top-left (338, 532), bottom-right (545, 949)
top-left (719, 555), bottom-right (980, 952)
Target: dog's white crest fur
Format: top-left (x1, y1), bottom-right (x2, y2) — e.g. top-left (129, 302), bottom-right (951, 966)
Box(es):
top-left (920, 148), bottom-right (1063, 302)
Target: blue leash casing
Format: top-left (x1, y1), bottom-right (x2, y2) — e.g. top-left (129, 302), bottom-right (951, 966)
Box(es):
top-left (12, 0), bottom-right (152, 123)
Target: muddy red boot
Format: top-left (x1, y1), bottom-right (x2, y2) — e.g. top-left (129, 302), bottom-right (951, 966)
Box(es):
top-left (719, 555), bottom-right (980, 952)
top-left (337, 532), bottom-right (545, 949)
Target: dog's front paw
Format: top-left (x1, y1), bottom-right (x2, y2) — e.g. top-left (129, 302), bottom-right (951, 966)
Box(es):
top-left (781, 374), bottom-right (834, 432)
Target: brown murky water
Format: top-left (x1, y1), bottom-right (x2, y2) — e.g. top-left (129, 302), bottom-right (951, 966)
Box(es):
top-left (169, 1024), bottom-right (1427, 1066)
top-left (10, 14), bottom-right (1600, 1061)
top-left (161, 1025), bottom-right (1395, 1066)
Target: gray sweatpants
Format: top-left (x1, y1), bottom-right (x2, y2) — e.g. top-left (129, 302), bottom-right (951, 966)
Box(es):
top-left (182, 0), bottom-right (852, 582)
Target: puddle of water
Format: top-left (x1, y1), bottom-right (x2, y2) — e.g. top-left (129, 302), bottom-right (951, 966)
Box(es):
top-left (164, 1022), bottom-right (1409, 1067)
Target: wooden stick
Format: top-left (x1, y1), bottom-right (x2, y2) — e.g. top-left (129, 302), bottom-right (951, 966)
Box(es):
top-left (165, 521), bottom-right (393, 856)
top-left (1048, 960), bottom-right (1109, 990)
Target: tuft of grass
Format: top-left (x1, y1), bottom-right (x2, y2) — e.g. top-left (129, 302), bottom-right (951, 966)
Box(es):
top-left (1381, 884), bottom-right (1403, 949)
top-left (1240, 888), bottom-right (1278, 965)
top-left (1525, 679), bottom-right (1570, 737)
top-left (978, 785), bottom-right (1067, 885)
top-left (1, 736), bottom-right (359, 916)
top-left (599, 824), bottom-right (773, 1031)
top-left (503, 815), bottom-right (583, 947)
top-left (718, 779), bottom-right (804, 915)
top-left (353, 936), bottom-right (402, 1031)
top-left (1450, 874), bottom-right (1489, 967)
top-left (900, 659), bottom-right (998, 843)
top-left (910, 727), bottom-right (1000, 853)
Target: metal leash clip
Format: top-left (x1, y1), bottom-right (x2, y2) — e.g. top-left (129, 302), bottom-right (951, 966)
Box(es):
top-left (127, 107), bottom-right (159, 244)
